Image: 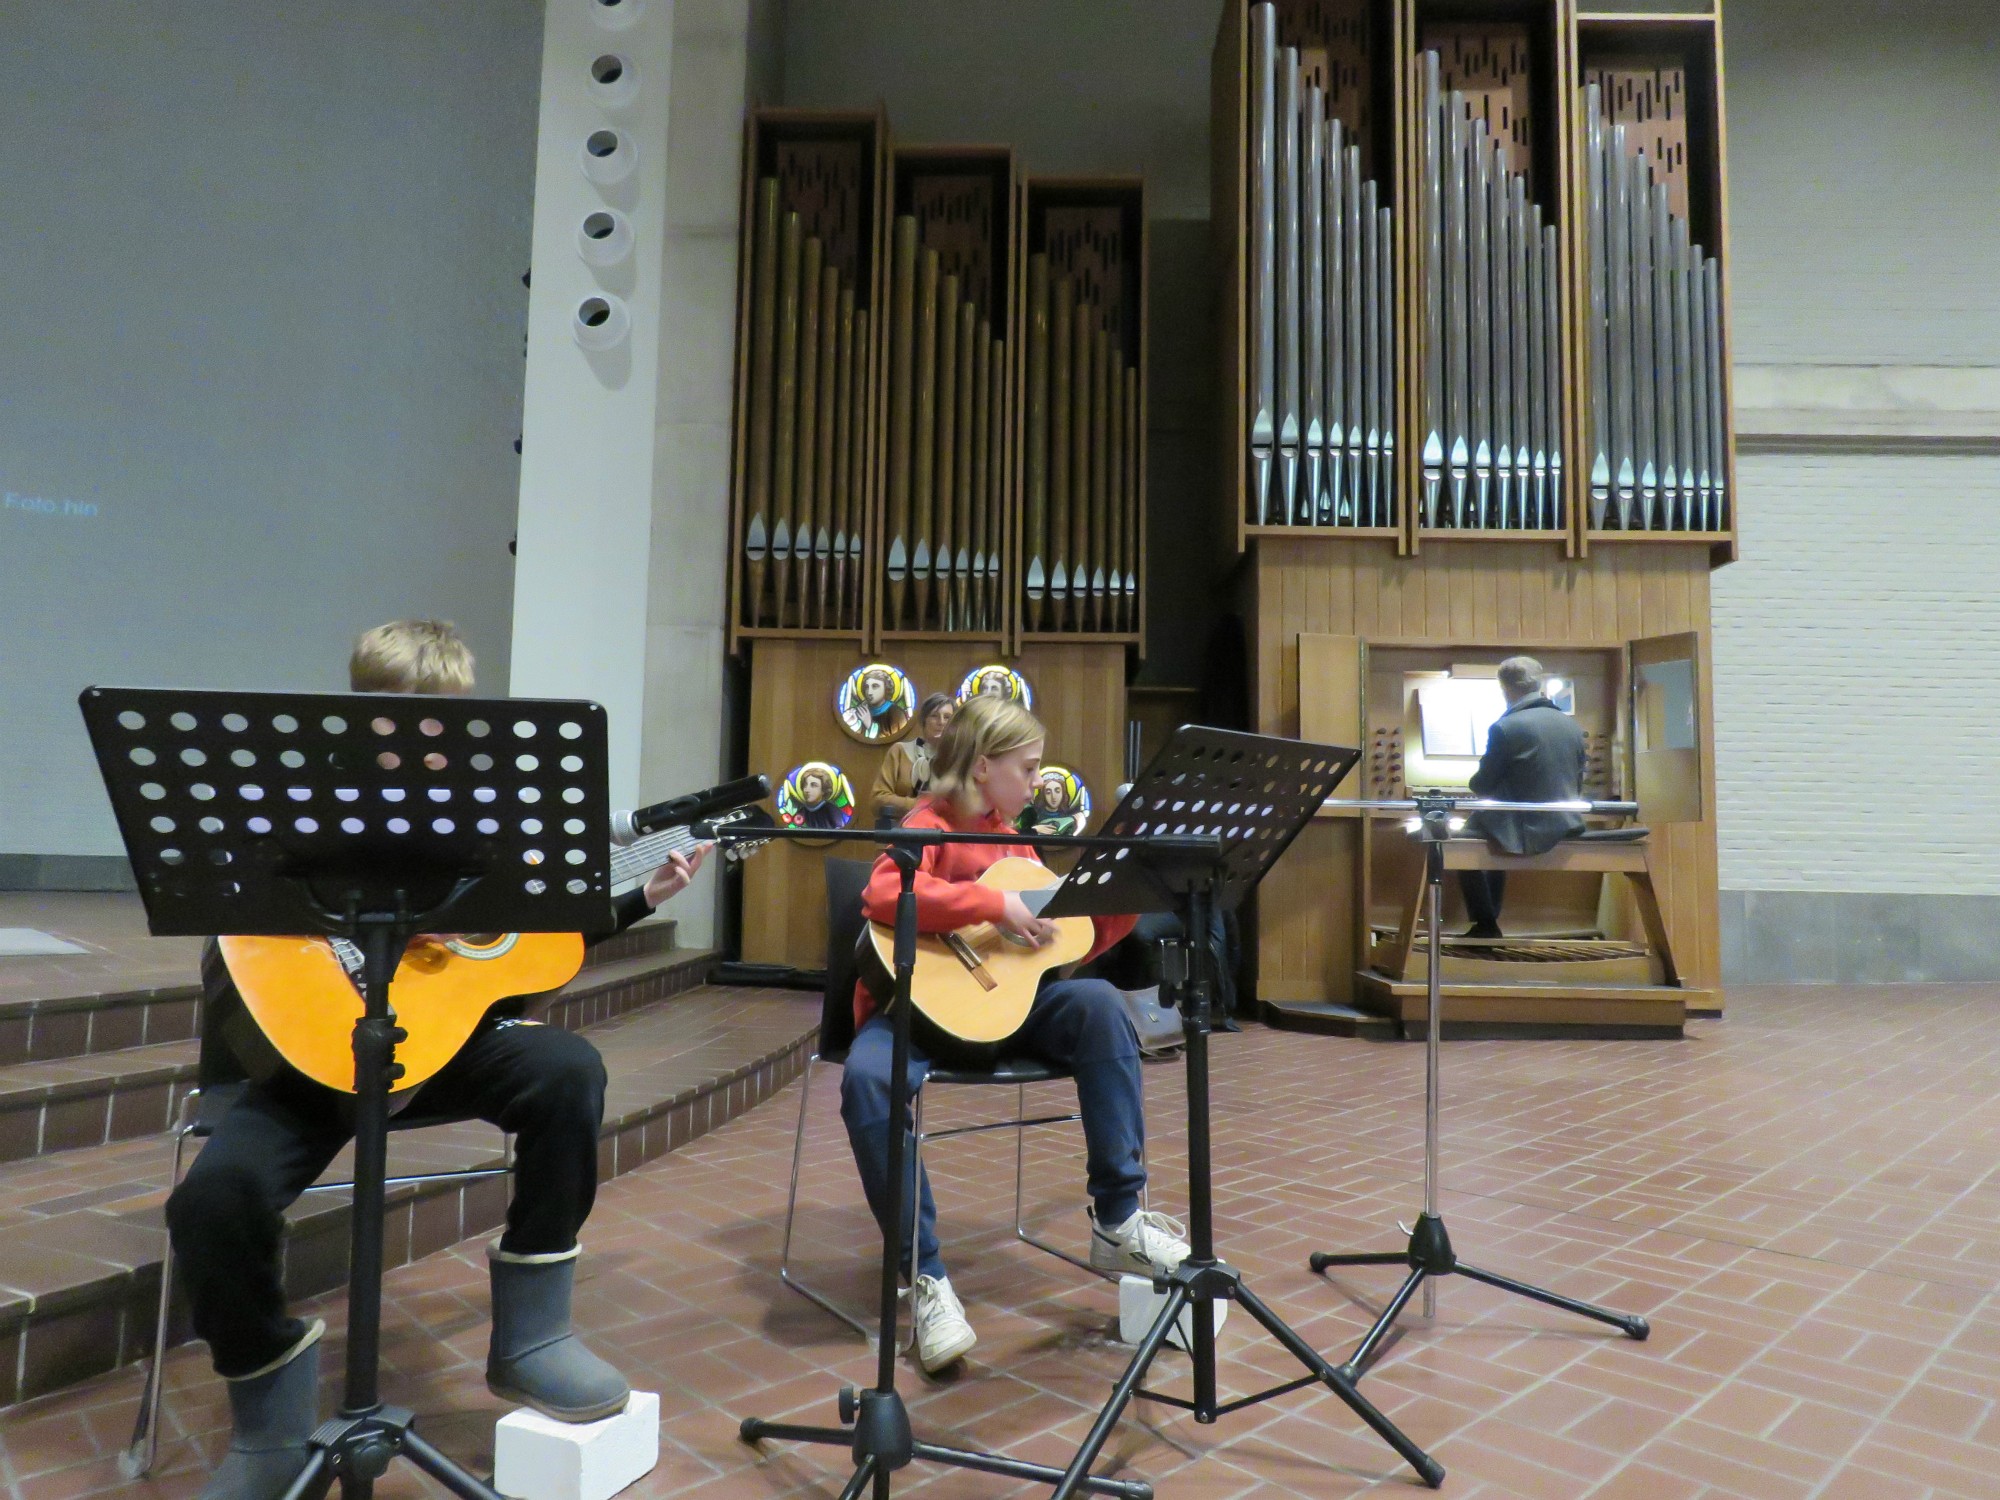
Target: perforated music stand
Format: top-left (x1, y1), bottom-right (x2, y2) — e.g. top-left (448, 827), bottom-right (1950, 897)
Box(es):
top-left (81, 685), bottom-right (616, 1500)
top-left (1042, 727), bottom-right (1446, 1495)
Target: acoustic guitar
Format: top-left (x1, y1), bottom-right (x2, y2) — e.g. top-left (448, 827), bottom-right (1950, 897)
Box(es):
top-left (220, 806), bottom-right (773, 1096)
top-left (867, 857), bottom-right (1096, 1044)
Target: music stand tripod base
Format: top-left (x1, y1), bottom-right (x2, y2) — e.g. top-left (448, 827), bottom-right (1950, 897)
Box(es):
top-left (1040, 727), bottom-right (1443, 1495)
top-left (1308, 792), bottom-right (1650, 1384)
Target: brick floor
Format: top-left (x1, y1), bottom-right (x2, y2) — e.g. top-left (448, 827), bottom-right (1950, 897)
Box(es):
top-left (4, 984), bottom-right (1998, 1498)
top-left (0, 895), bottom-right (203, 1010)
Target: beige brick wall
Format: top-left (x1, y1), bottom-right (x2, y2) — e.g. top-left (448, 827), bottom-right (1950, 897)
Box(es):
top-left (1713, 450), bottom-right (2000, 894)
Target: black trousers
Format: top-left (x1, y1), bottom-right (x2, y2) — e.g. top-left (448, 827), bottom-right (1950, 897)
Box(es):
top-left (165, 1020), bottom-right (606, 1378)
top-left (1458, 870), bottom-right (1507, 930)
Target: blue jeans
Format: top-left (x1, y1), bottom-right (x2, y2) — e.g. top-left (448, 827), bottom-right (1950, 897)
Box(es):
top-left (839, 977), bottom-right (1146, 1281)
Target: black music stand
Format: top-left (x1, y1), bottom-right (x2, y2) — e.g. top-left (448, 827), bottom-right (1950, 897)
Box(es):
top-left (81, 685), bottom-right (618, 1500)
top-left (1308, 792), bottom-right (1649, 1379)
top-left (1041, 727), bottom-right (1445, 1495)
top-left (728, 822), bottom-right (1154, 1500)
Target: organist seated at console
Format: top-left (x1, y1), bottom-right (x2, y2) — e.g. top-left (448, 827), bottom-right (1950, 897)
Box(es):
top-left (1459, 655), bottom-right (1586, 939)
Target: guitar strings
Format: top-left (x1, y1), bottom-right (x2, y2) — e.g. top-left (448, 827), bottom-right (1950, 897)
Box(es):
top-left (608, 828), bottom-right (709, 887)
top-left (605, 808), bottom-right (754, 887)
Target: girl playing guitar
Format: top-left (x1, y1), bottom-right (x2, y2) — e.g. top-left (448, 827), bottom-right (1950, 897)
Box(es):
top-left (840, 693), bottom-right (1189, 1374)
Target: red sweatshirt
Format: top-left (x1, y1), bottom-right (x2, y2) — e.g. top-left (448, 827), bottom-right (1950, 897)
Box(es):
top-left (853, 798), bottom-right (1137, 1027)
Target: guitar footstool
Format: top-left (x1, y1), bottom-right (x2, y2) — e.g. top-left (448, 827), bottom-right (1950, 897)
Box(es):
top-left (495, 1389), bottom-right (660, 1500)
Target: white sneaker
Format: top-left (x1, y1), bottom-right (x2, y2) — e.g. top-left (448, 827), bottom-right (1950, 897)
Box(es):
top-left (1089, 1208), bottom-right (1192, 1278)
top-left (909, 1274), bottom-right (976, 1374)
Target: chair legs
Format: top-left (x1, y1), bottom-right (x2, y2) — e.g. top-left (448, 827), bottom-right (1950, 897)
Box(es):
top-left (778, 1055), bottom-right (874, 1340)
top-left (1013, 1082), bottom-right (1101, 1276)
top-left (122, 1088), bottom-right (200, 1479)
top-left (778, 1062), bottom-right (1121, 1342)
top-left (910, 1088), bottom-right (928, 1297)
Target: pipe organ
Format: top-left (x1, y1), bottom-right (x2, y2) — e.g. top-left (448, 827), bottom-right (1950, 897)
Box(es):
top-left (1214, 0), bottom-right (1734, 1031)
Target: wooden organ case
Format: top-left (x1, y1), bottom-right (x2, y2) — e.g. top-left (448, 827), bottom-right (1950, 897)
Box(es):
top-left (1214, 0), bottom-right (1734, 1030)
top-left (727, 111), bottom-right (1148, 969)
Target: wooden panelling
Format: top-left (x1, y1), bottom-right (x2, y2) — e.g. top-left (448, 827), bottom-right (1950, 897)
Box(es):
top-left (1257, 819), bottom-right (1361, 1003)
top-left (1283, 0), bottom-right (1385, 180)
top-left (1251, 534), bottom-right (1720, 1008)
top-left (1580, 58), bottom-right (1690, 219)
top-left (1297, 632), bottom-right (1363, 796)
top-left (740, 639), bottom-right (1128, 968)
top-left (1422, 22), bottom-right (1536, 184)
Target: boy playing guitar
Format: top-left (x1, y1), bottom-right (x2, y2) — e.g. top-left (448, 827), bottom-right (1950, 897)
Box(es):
top-left (170, 620), bottom-right (705, 1500)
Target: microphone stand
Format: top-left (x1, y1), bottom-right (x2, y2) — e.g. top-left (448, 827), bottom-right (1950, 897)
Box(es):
top-left (1307, 795), bottom-right (1652, 1377)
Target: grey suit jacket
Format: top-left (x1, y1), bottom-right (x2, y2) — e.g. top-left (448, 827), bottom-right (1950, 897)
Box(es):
top-left (1466, 695), bottom-right (1586, 855)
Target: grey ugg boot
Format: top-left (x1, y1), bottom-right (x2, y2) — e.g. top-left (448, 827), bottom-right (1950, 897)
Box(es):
top-left (486, 1244), bottom-right (630, 1422)
top-left (199, 1320), bottom-right (323, 1500)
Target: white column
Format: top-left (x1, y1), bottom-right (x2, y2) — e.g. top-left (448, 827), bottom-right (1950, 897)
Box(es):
top-left (512, 0), bottom-right (677, 810)
top-left (636, 0), bottom-right (764, 946)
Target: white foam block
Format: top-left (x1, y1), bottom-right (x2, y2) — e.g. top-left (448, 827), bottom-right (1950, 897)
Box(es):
top-left (495, 1390), bottom-right (660, 1500)
top-left (1119, 1275), bottom-right (1228, 1351)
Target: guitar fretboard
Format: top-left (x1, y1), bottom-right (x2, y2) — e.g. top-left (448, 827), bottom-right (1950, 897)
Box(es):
top-left (606, 806), bottom-right (756, 888)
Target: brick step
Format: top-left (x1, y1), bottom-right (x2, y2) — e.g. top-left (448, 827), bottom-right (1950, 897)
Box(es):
top-left (0, 917), bottom-right (676, 1069)
top-left (0, 944), bottom-right (710, 1172)
top-left (0, 1041), bottom-right (199, 1166)
top-left (0, 977), bottom-right (815, 1409)
top-left (583, 914), bottom-right (678, 969)
top-left (0, 985), bottom-right (202, 1072)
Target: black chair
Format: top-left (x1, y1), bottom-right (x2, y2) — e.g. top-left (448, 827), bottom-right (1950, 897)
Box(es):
top-left (777, 858), bottom-right (1112, 1340)
top-left (123, 999), bottom-right (510, 1478)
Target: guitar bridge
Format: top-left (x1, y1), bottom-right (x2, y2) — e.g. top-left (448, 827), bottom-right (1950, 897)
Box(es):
top-left (943, 933), bottom-right (999, 992)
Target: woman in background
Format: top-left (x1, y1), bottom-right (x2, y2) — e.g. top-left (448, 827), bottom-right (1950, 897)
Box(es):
top-left (872, 692), bottom-right (954, 826)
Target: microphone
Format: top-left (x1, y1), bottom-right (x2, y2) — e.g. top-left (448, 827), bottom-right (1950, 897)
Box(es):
top-left (610, 774), bottom-right (770, 847)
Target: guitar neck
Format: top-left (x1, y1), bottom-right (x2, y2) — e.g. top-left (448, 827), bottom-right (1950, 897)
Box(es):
top-left (607, 824), bottom-right (705, 888)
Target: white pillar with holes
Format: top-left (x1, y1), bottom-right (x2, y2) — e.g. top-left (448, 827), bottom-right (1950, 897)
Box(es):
top-left (511, 0), bottom-right (675, 811)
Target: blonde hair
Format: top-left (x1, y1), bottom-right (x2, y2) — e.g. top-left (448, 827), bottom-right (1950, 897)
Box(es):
top-left (349, 619), bottom-right (476, 694)
top-left (927, 693), bottom-right (1044, 814)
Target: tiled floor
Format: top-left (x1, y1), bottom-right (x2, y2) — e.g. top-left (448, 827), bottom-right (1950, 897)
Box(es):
top-left (5, 984), bottom-right (1999, 1499)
